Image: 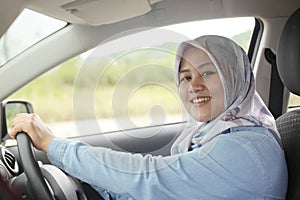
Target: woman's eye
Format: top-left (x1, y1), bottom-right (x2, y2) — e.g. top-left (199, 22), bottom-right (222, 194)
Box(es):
top-left (202, 71), bottom-right (216, 77)
top-left (180, 76), bottom-right (191, 82)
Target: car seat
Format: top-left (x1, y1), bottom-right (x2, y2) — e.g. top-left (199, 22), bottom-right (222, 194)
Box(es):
top-left (275, 8), bottom-right (300, 200)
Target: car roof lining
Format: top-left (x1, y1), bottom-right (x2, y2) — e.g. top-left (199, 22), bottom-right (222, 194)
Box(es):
top-left (1, 0), bottom-right (300, 38)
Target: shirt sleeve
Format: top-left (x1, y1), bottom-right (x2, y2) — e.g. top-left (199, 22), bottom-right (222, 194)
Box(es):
top-left (47, 131), bottom-right (287, 200)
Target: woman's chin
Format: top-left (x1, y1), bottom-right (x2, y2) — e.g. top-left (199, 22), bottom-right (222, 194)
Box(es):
top-left (192, 114), bottom-right (211, 122)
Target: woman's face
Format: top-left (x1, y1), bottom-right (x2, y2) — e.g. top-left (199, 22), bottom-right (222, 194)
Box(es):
top-left (178, 47), bottom-right (224, 122)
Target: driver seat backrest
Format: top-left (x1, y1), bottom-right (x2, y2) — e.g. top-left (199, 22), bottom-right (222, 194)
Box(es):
top-left (275, 8), bottom-right (300, 200)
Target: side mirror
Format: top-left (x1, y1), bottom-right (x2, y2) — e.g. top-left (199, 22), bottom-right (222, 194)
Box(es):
top-left (1, 100), bottom-right (33, 142)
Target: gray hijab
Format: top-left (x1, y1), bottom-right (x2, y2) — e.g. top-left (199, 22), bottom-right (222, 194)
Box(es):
top-left (170, 35), bottom-right (280, 155)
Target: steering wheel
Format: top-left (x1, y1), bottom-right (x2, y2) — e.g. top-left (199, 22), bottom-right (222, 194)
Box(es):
top-left (16, 132), bottom-right (87, 200)
top-left (16, 132), bottom-right (53, 199)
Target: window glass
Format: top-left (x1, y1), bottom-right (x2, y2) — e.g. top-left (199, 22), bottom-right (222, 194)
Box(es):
top-left (288, 93), bottom-right (300, 108)
top-left (0, 9), bottom-right (66, 66)
top-left (9, 17), bottom-right (255, 138)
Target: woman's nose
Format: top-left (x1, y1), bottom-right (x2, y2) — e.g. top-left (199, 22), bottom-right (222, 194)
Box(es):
top-left (188, 78), bottom-right (206, 93)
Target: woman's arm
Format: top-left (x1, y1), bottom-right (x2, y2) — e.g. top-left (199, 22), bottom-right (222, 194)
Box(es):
top-left (47, 130), bottom-right (284, 200)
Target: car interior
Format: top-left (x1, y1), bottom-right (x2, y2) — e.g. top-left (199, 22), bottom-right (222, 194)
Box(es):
top-left (0, 0), bottom-right (300, 199)
top-left (275, 8), bottom-right (300, 200)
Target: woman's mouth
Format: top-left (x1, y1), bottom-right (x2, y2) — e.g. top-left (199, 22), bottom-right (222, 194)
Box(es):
top-left (191, 97), bottom-right (211, 104)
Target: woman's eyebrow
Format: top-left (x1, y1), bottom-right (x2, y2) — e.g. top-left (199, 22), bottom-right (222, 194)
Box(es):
top-left (179, 68), bottom-right (190, 74)
top-left (179, 62), bottom-right (214, 74)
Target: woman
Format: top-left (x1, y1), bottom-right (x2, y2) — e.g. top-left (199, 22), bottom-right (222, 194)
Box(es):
top-left (10, 35), bottom-right (288, 199)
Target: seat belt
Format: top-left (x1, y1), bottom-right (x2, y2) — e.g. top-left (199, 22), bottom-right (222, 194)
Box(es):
top-left (264, 48), bottom-right (284, 119)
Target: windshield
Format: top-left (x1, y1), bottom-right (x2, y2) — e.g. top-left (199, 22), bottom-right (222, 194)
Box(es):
top-left (0, 9), bottom-right (66, 67)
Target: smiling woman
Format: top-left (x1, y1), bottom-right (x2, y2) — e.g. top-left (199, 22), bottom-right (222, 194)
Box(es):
top-left (2, 0), bottom-right (299, 199)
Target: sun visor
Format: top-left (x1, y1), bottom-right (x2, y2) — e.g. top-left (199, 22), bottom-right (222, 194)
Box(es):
top-left (61, 0), bottom-right (151, 26)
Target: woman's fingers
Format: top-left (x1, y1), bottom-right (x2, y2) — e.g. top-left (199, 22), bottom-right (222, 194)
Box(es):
top-left (10, 113), bottom-right (34, 138)
top-left (9, 113), bottom-right (55, 152)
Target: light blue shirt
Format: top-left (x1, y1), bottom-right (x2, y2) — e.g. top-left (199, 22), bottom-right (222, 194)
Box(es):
top-left (47, 126), bottom-right (288, 200)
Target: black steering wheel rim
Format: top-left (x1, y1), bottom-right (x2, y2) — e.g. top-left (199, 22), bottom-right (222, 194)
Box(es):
top-left (16, 132), bottom-right (53, 200)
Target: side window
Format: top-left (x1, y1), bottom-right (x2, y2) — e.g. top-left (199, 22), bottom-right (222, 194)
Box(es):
top-left (9, 17), bottom-right (255, 138)
top-left (288, 93), bottom-right (300, 108)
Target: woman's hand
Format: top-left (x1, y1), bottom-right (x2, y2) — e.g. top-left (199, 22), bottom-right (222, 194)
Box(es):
top-left (10, 113), bottom-right (55, 152)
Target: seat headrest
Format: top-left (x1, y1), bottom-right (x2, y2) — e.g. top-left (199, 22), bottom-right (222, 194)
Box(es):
top-left (277, 8), bottom-right (300, 95)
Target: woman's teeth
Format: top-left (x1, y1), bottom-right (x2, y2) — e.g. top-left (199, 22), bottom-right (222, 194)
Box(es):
top-left (192, 97), bottom-right (211, 104)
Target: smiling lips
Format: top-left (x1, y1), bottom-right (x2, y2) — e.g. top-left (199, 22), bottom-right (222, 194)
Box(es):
top-left (191, 96), bottom-right (211, 104)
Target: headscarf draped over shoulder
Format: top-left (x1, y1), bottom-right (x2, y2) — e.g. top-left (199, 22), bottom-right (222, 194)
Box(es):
top-left (171, 35), bottom-right (280, 154)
